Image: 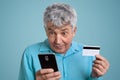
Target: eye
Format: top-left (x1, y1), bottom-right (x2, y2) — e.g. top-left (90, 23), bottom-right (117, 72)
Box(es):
top-left (48, 31), bottom-right (55, 36)
top-left (61, 32), bottom-right (67, 36)
top-left (49, 31), bottom-right (54, 34)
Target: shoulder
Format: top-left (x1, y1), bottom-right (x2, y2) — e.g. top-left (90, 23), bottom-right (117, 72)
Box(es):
top-left (23, 41), bottom-right (44, 56)
top-left (26, 42), bottom-right (41, 50)
top-left (23, 39), bottom-right (50, 56)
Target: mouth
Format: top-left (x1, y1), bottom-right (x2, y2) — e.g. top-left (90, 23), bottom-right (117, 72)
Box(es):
top-left (54, 44), bottom-right (64, 50)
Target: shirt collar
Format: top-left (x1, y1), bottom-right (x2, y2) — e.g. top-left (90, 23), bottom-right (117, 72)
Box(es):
top-left (64, 41), bottom-right (83, 57)
top-left (71, 41), bottom-right (81, 52)
top-left (39, 39), bottom-right (52, 52)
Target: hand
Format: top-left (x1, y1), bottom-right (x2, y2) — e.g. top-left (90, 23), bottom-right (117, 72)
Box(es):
top-left (92, 54), bottom-right (110, 78)
top-left (36, 68), bottom-right (61, 80)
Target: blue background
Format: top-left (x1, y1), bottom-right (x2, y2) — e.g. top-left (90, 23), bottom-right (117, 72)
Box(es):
top-left (0, 0), bottom-right (120, 80)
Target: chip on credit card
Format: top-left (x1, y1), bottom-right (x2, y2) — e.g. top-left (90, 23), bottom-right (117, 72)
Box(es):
top-left (82, 46), bottom-right (100, 56)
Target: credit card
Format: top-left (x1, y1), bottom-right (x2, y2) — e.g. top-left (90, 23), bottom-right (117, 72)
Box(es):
top-left (82, 46), bottom-right (100, 56)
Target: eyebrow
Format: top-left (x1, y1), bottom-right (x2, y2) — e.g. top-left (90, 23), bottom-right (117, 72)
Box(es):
top-left (61, 28), bottom-right (69, 31)
top-left (47, 28), bottom-right (53, 31)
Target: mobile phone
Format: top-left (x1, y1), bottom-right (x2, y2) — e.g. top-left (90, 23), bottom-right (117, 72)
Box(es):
top-left (38, 54), bottom-right (58, 72)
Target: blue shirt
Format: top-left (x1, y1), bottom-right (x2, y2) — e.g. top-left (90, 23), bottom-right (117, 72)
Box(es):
top-left (18, 39), bottom-right (101, 80)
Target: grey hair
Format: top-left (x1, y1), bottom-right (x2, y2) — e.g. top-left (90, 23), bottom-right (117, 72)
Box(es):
top-left (44, 3), bottom-right (77, 28)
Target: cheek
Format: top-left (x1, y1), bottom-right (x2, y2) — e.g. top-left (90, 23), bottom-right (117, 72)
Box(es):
top-left (48, 37), bottom-right (54, 43)
top-left (64, 36), bottom-right (73, 45)
top-left (47, 37), bottom-right (56, 47)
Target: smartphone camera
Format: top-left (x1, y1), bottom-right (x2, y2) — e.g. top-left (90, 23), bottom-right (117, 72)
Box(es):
top-left (45, 56), bottom-right (49, 61)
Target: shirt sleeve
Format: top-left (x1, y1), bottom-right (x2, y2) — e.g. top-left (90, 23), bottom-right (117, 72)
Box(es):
top-left (88, 76), bottom-right (102, 80)
top-left (18, 48), bottom-right (35, 80)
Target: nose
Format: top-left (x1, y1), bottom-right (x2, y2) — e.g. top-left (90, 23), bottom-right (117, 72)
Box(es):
top-left (54, 34), bottom-right (62, 44)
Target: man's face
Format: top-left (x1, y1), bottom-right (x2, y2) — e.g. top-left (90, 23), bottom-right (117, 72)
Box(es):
top-left (45, 22), bottom-right (76, 54)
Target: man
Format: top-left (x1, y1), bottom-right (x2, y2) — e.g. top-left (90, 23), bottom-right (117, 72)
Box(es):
top-left (19, 3), bottom-right (109, 80)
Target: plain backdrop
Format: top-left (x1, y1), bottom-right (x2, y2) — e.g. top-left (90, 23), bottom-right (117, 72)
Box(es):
top-left (0, 0), bottom-right (120, 80)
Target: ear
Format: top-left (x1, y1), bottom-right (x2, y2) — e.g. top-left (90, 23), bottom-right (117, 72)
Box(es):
top-left (73, 27), bottom-right (77, 36)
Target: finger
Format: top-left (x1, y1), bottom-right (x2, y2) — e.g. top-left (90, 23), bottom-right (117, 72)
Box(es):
top-left (42, 72), bottom-right (61, 80)
top-left (92, 67), bottom-right (104, 77)
top-left (93, 63), bottom-right (105, 73)
top-left (43, 71), bottom-right (61, 79)
top-left (95, 54), bottom-right (105, 61)
top-left (47, 72), bottom-right (61, 80)
top-left (95, 55), bottom-right (110, 69)
top-left (54, 74), bottom-right (61, 80)
top-left (95, 55), bottom-right (109, 67)
top-left (36, 70), bottom-right (43, 80)
top-left (93, 60), bottom-right (106, 69)
top-left (47, 75), bottom-right (61, 80)
top-left (40, 69), bottom-right (54, 75)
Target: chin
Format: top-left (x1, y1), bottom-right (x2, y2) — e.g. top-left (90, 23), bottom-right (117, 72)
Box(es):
top-left (54, 49), bottom-right (66, 54)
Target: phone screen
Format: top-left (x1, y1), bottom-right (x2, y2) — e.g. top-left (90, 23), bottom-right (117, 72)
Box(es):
top-left (38, 54), bottom-right (58, 72)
